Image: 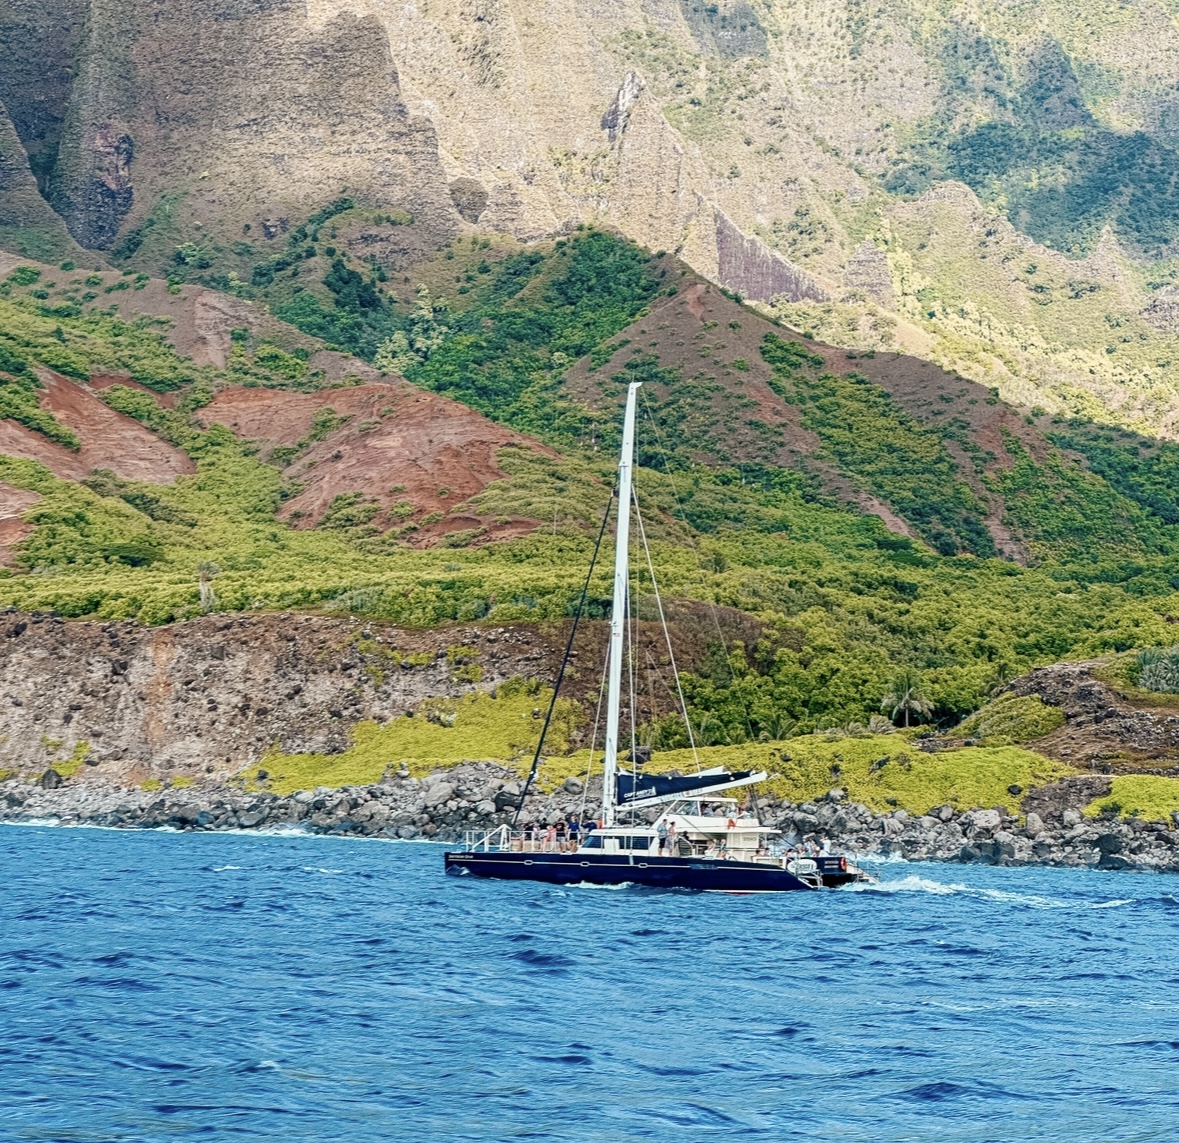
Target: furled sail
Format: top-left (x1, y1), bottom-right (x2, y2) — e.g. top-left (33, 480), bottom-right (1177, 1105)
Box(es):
top-left (615, 767), bottom-right (767, 808)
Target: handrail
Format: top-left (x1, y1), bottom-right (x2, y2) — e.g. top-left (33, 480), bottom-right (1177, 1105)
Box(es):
top-left (463, 824), bottom-right (510, 852)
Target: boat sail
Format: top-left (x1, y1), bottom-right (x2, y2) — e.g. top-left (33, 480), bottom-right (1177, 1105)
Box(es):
top-left (444, 382), bottom-right (868, 892)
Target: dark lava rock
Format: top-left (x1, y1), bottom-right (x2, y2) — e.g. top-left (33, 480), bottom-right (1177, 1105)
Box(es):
top-left (1095, 832), bottom-right (1124, 856)
top-left (39, 769), bottom-right (62, 790)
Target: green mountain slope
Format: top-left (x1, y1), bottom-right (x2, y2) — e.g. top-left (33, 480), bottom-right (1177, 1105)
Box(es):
top-left (5, 228), bottom-right (1179, 746)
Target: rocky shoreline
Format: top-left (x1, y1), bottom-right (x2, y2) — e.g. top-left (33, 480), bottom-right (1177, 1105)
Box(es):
top-left (5, 766), bottom-right (1179, 874)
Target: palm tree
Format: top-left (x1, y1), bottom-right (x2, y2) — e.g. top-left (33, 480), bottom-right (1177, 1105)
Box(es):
top-left (881, 668), bottom-right (933, 729)
top-left (198, 561), bottom-right (220, 614)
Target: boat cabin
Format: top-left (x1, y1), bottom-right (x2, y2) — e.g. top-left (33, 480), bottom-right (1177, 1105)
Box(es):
top-left (576, 799), bottom-right (781, 862)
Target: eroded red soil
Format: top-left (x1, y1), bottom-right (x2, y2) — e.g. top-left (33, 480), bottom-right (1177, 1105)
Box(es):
top-left (0, 372), bottom-right (194, 483)
top-left (197, 382), bottom-right (555, 543)
top-left (0, 484), bottom-right (40, 564)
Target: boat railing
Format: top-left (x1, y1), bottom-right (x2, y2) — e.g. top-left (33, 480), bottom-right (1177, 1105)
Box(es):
top-left (462, 824), bottom-right (511, 852)
top-left (461, 826), bottom-right (590, 854)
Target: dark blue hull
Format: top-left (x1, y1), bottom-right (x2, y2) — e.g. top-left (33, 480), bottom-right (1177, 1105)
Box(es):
top-left (444, 850), bottom-right (859, 892)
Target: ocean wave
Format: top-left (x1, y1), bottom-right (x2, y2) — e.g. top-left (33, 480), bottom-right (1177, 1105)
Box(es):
top-left (853, 874), bottom-right (1135, 911)
top-left (564, 880), bottom-right (635, 891)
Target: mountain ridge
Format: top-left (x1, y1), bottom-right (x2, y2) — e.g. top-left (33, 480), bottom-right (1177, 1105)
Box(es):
top-left (6, 2), bottom-right (1179, 436)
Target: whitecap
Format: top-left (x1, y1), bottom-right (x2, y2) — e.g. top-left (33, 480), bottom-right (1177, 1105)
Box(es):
top-left (213, 865), bottom-right (241, 872)
top-left (856, 875), bottom-right (1127, 912)
top-left (850, 874), bottom-right (957, 896)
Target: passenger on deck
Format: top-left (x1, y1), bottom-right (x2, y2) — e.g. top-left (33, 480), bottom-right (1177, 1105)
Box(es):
top-left (657, 820), bottom-right (669, 854)
top-left (567, 817), bottom-right (580, 849)
top-left (666, 822), bottom-right (678, 856)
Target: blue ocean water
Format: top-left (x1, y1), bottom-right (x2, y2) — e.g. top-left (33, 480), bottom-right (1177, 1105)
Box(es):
top-left (2, 826), bottom-right (1178, 1142)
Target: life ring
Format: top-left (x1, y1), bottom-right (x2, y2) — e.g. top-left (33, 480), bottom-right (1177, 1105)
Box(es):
top-left (839, 856), bottom-right (848, 872)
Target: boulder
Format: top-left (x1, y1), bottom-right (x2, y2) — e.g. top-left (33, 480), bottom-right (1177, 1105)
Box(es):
top-left (963, 808), bottom-right (1002, 833)
top-left (993, 830), bottom-right (1017, 860)
top-left (1062, 809), bottom-right (1083, 827)
top-left (1025, 812), bottom-right (1045, 837)
top-left (562, 776), bottom-right (584, 795)
top-left (39, 769), bottom-right (62, 790)
top-left (423, 782), bottom-right (455, 808)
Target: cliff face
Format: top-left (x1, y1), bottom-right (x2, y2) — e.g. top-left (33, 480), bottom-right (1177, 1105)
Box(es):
top-left (2, 0), bottom-right (459, 250)
top-left (4, 2), bottom-right (1179, 432)
top-left (0, 611), bottom-right (557, 783)
top-left (6, 1), bottom-right (1179, 274)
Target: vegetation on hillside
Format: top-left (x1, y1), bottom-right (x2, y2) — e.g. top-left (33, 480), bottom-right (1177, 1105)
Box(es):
top-left (6, 230), bottom-right (1179, 744)
top-left (245, 684), bottom-right (1071, 814)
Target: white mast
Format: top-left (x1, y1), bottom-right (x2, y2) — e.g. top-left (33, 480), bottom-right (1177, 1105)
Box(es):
top-left (601, 381), bottom-right (641, 826)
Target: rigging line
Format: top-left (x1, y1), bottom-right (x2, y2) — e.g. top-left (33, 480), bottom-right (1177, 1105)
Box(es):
top-left (512, 485), bottom-right (616, 829)
top-left (579, 649), bottom-right (611, 824)
top-left (639, 390), bottom-right (756, 744)
top-left (633, 489), bottom-right (701, 774)
top-left (642, 644), bottom-right (695, 749)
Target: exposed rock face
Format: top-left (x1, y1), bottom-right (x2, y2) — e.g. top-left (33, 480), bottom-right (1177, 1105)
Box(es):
top-left (0, 612), bottom-right (557, 783)
top-left (5, 0), bottom-right (459, 249)
top-left (678, 0), bottom-right (768, 59)
top-left (714, 211), bottom-right (829, 304)
top-left (0, 99), bottom-right (84, 258)
top-left (448, 177), bottom-right (490, 225)
top-left (601, 72), bottom-right (646, 143)
top-left (843, 241), bottom-right (895, 308)
top-left (0, 0), bottom-right (86, 192)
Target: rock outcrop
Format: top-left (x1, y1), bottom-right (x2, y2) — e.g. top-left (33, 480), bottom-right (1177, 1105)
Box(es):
top-left (1013, 661), bottom-right (1179, 772)
top-left (2, 0), bottom-right (459, 250)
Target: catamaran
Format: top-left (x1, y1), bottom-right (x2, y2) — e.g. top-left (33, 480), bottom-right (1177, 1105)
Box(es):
top-left (444, 382), bottom-right (868, 892)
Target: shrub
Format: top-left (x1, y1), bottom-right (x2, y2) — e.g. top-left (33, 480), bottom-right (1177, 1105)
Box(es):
top-left (1133, 646), bottom-right (1179, 693)
top-left (954, 693), bottom-right (1065, 745)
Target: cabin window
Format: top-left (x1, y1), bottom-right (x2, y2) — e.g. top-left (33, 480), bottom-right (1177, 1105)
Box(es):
top-left (580, 835), bottom-right (603, 849)
top-left (617, 836), bottom-right (651, 850)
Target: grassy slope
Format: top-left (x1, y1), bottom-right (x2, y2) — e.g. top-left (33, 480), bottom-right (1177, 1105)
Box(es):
top-left (247, 685), bottom-right (1070, 816)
